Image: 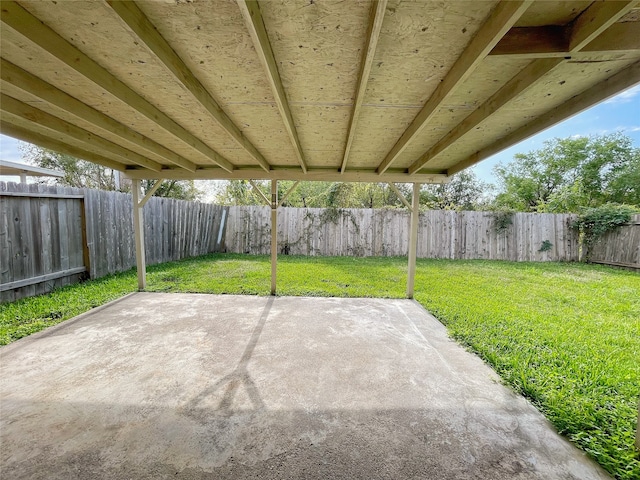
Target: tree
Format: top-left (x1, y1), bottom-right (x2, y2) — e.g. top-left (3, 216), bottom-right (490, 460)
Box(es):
top-left (493, 133), bottom-right (640, 213)
top-left (421, 169), bottom-right (492, 210)
top-left (21, 144), bottom-right (119, 191)
top-left (21, 144), bottom-right (201, 200)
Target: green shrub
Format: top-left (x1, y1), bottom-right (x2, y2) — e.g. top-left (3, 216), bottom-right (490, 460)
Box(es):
top-left (572, 204), bottom-right (637, 261)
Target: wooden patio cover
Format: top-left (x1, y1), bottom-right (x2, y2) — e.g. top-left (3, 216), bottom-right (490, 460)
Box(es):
top-left (1, 0), bottom-right (639, 184)
top-left (1, 0), bottom-right (640, 296)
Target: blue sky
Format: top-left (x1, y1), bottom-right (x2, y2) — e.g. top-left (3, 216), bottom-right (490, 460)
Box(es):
top-left (1, 84), bottom-right (639, 187)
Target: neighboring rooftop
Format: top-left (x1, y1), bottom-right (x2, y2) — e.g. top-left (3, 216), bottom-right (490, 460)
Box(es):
top-left (0, 159), bottom-right (64, 178)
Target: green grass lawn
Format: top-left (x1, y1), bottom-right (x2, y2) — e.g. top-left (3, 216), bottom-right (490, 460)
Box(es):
top-left (1, 254), bottom-right (638, 479)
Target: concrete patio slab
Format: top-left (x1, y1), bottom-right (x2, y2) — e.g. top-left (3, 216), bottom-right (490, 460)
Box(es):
top-left (1, 293), bottom-right (610, 479)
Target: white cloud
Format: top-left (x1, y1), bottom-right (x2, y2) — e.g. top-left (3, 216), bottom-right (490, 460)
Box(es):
top-left (604, 84), bottom-right (640, 104)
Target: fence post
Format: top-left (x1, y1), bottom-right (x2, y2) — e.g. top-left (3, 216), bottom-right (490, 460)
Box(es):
top-left (407, 183), bottom-right (420, 299)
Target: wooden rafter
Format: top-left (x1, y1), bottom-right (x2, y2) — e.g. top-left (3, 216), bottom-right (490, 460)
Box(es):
top-left (410, 1), bottom-right (636, 174)
top-left (490, 22), bottom-right (640, 58)
top-left (106, 0), bottom-right (271, 173)
top-left (0, 121), bottom-right (125, 171)
top-left (1, 94), bottom-right (163, 171)
top-left (567, 1), bottom-right (637, 52)
top-left (0, 1), bottom-right (234, 172)
top-left (447, 60), bottom-right (640, 175)
top-left (375, 0), bottom-right (533, 175)
top-left (409, 58), bottom-right (562, 174)
top-left (340, 0), bottom-right (387, 174)
top-left (0, 59), bottom-right (197, 173)
top-left (237, 0), bottom-right (308, 173)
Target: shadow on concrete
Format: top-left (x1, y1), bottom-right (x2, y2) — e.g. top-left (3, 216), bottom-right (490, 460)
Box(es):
top-left (187, 297), bottom-right (273, 413)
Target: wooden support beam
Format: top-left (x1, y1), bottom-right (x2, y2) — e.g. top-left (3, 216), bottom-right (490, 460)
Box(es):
top-left (1, 94), bottom-right (163, 171)
top-left (279, 181), bottom-right (300, 207)
top-left (388, 183), bottom-right (412, 211)
top-left (375, 0), bottom-right (533, 174)
top-left (406, 183), bottom-right (420, 299)
top-left (132, 179), bottom-right (146, 290)
top-left (0, 121), bottom-right (125, 171)
top-left (237, 0), bottom-right (308, 173)
top-left (567, 1), bottom-right (637, 52)
top-left (125, 166), bottom-right (450, 184)
top-left (409, 58), bottom-right (562, 173)
top-left (270, 180), bottom-right (278, 296)
top-left (490, 25), bottom-right (568, 58)
top-left (249, 180), bottom-right (271, 206)
top-left (490, 22), bottom-right (640, 58)
top-left (340, 0), bottom-right (387, 173)
top-left (448, 60), bottom-right (640, 175)
top-left (0, 1), bottom-right (234, 172)
top-left (138, 180), bottom-right (164, 208)
top-left (0, 59), bottom-right (197, 172)
top-left (106, 0), bottom-right (271, 173)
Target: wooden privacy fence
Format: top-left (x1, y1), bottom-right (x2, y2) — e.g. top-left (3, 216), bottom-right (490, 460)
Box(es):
top-left (588, 214), bottom-right (640, 269)
top-left (1, 182), bottom-right (228, 302)
top-left (224, 207), bottom-right (580, 262)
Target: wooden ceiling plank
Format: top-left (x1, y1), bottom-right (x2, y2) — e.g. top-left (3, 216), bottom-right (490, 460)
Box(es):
top-left (0, 121), bottom-right (125, 171)
top-left (447, 60), bottom-right (640, 175)
top-left (125, 167), bottom-right (449, 184)
top-left (409, 58), bottom-right (562, 174)
top-left (567, 0), bottom-right (638, 52)
top-left (583, 21), bottom-right (640, 54)
top-left (106, 0), bottom-right (271, 173)
top-left (0, 59), bottom-right (197, 173)
top-left (0, 1), bottom-right (234, 172)
top-left (1, 94), bottom-right (163, 171)
top-left (237, 0), bottom-right (308, 173)
top-left (491, 22), bottom-right (640, 58)
top-left (340, 0), bottom-right (387, 174)
top-left (375, 0), bottom-right (534, 175)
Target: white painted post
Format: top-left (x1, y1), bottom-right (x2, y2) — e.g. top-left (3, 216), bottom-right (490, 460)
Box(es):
top-left (270, 180), bottom-right (278, 295)
top-left (132, 179), bottom-right (146, 290)
top-left (407, 183), bottom-right (420, 298)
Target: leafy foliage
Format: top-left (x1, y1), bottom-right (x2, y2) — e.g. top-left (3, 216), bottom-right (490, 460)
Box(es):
top-left (216, 171), bottom-right (490, 211)
top-left (572, 203), bottom-right (637, 259)
top-left (421, 170), bottom-right (493, 210)
top-left (492, 208), bottom-right (515, 234)
top-left (21, 144), bottom-right (201, 200)
top-left (493, 133), bottom-right (640, 213)
top-left (538, 240), bottom-right (553, 252)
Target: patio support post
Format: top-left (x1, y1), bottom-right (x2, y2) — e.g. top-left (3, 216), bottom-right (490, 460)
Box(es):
top-left (271, 180), bottom-right (278, 295)
top-left (132, 179), bottom-right (146, 290)
top-left (407, 183), bottom-right (420, 299)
